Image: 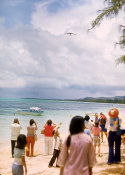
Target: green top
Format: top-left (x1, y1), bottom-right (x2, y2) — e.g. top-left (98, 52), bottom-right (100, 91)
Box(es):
top-left (14, 148), bottom-right (25, 158)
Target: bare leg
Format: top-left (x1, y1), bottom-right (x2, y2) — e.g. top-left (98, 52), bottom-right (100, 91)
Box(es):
top-left (94, 145), bottom-right (96, 154)
top-left (98, 145), bottom-right (100, 156)
top-left (101, 131), bottom-right (103, 142)
top-left (104, 131), bottom-right (107, 139)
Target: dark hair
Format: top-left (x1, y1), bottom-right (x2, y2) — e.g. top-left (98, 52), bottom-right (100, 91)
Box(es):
top-left (84, 115), bottom-right (90, 121)
top-left (47, 120), bottom-right (52, 125)
top-left (66, 116), bottom-right (85, 147)
top-left (13, 118), bottom-right (19, 124)
top-left (30, 119), bottom-right (35, 126)
top-left (16, 134), bottom-right (27, 149)
top-left (95, 121), bottom-right (99, 127)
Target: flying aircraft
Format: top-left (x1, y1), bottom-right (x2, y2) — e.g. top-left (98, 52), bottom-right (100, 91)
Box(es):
top-left (65, 32), bottom-right (77, 36)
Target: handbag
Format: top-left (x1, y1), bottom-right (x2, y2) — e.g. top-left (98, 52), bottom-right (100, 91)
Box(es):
top-left (117, 118), bottom-right (124, 136)
top-left (35, 134), bottom-right (38, 141)
top-left (41, 129), bottom-right (45, 134)
top-left (117, 127), bottom-right (124, 136)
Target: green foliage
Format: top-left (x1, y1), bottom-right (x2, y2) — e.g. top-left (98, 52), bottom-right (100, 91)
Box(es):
top-left (76, 96), bottom-right (125, 104)
top-left (91, 0), bottom-right (125, 64)
top-left (116, 55), bottom-right (125, 64)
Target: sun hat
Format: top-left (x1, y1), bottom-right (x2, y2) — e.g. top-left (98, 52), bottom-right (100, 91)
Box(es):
top-left (108, 108), bottom-right (119, 118)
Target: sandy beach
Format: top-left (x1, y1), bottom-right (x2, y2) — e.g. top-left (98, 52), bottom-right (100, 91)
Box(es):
top-left (0, 133), bottom-right (125, 175)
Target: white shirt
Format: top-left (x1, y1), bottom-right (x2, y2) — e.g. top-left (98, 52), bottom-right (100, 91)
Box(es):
top-left (85, 120), bottom-right (91, 130)
top-left (54, 136), bottom-right (62, 150)
top-left (13, 148), bottom-right (25, 165)
top-left (11, 123), bottom-right (22, 140)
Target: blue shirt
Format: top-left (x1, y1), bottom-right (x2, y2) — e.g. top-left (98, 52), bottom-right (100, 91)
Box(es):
top-left (84, 129), bottom-right (91, 136)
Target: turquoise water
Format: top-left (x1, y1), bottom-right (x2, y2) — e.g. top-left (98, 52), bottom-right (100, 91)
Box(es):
top-left (0, 98), bottom-right (125, 146)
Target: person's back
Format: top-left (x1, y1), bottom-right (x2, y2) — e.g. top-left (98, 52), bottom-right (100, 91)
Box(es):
top-left (45, 125), bottom-right (54, 137)
top-left (43, 120), bottom-right (56, 156)
top-left (54, 135), bottom-right (62, 151)
top-left (91, 122), bottom-right (101, 157)
top-left (49, 128), bottom-right (62, 167)
top-left (12, 134), bottom-right (27, 175)
top-left (11, 118), bottom-right (22, 157)
top-left (27, 125), bottom-right (35, 136)
top-left (26, 119), bottom-right (37, 157)
top-left (91, 126), bottom-right (101, 136)
top-left (84, 115), bottom-right (91, 130)
top-left (59, 133), bottom-right (95, 175)
top-left (57, 116), bottom-right (96, 175)
top-left (11, 123), bottom-right (21, 140)
top-left (100, 115), bottom-right (106, 126)
top-left (13, 147), bottom-right (25, 165)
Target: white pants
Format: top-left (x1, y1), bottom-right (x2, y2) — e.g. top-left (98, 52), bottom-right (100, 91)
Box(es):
top-left (44, 136), bottom-right (53, 155)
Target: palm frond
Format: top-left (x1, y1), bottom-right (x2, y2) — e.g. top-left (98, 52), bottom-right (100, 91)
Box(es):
top-left (116, 55), bottom-right (125, 65)
top-left (91, 1), bottom-right (125, 29)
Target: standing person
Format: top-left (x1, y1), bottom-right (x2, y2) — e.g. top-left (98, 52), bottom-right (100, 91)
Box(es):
top-left (91, 121), bottom-right (102, 157)
top-left (57, 116), bottom-right (96, 175)
top-left (84, 115), bottom-right (91, 130)
top-left (48, 126), bottom-right (62, 167)
top-left (90, 120), bottom-right (94, 131)
top-left (43, 120), bottom-right (56, 156)
top-left (84, 115), bottom-right (91, 136)
top-left (26, 119), bottom-right (37, 157)
top-left (11, 118), bottom-right (22, 158)
top-left (95, 113), bottom-right (99, 122)
top-left (12, 134), bottom-right (27, 175)
top-left (99, 112), bottom-right (107, 142)
top-left (105, 108), bottom-right (121, 164)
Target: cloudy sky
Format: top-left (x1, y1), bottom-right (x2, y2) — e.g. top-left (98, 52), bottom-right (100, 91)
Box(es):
top-left (0, 0), bottom-right (125, 99)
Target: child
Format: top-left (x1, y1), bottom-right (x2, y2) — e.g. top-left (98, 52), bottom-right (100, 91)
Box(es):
top-left (91, 121), bottom-right (102, 157)
top-left (48, 126), bottom-right (62, 167)
top-left (57, 116), bottom-right (96, 175)
top-left (99, 112), bottom-right (107, 142)
top-left (12, 134), bottom-right (27, 175)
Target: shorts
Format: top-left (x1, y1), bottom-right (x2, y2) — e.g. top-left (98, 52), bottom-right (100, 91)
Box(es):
top-left (93, 136), bottom-right (100, 146)
top-left (100, 125), bottom-right (107, 132)
top-left (12, 164), bottom-right (23, 175)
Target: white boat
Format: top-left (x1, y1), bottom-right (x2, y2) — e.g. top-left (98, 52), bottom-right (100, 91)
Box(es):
top-left (17, 107), bottom-right (43, 116)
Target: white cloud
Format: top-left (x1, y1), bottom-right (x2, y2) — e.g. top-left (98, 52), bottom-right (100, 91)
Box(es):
top-left (0, 0), bottom-right (125, 98)
top-left (31, 0), bottom-right (103, 35)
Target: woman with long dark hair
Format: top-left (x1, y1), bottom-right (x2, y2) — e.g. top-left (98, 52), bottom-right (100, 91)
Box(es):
top-left (57, 116), bottom-right (96, 175)
top-left (12, 134), bottom-right (27, 175)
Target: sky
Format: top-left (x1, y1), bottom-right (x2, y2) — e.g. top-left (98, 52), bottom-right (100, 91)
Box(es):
top-left (0, 0), bottom-right (125, 99)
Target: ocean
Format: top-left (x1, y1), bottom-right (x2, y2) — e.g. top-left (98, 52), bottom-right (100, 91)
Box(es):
top-left (0, 98), bottom-right (125, 147)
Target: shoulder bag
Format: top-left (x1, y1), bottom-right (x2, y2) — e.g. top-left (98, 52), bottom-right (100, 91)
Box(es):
top-left (117, 117), bottom-right (124, 136)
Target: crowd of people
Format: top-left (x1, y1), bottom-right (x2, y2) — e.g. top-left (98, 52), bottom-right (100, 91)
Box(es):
top-left (10, 108), bottom-right (124, 175)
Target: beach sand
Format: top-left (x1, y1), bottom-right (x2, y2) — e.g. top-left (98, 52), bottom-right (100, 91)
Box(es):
top-left (0, 134), bottom-right (125, 175)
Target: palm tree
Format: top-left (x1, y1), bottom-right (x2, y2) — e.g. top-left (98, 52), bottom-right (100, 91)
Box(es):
top-left (90, 0), bottom-right (125, 64)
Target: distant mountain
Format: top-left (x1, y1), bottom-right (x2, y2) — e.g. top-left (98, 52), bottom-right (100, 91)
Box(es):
top-left (76, 96), bottom-right (125, 104)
